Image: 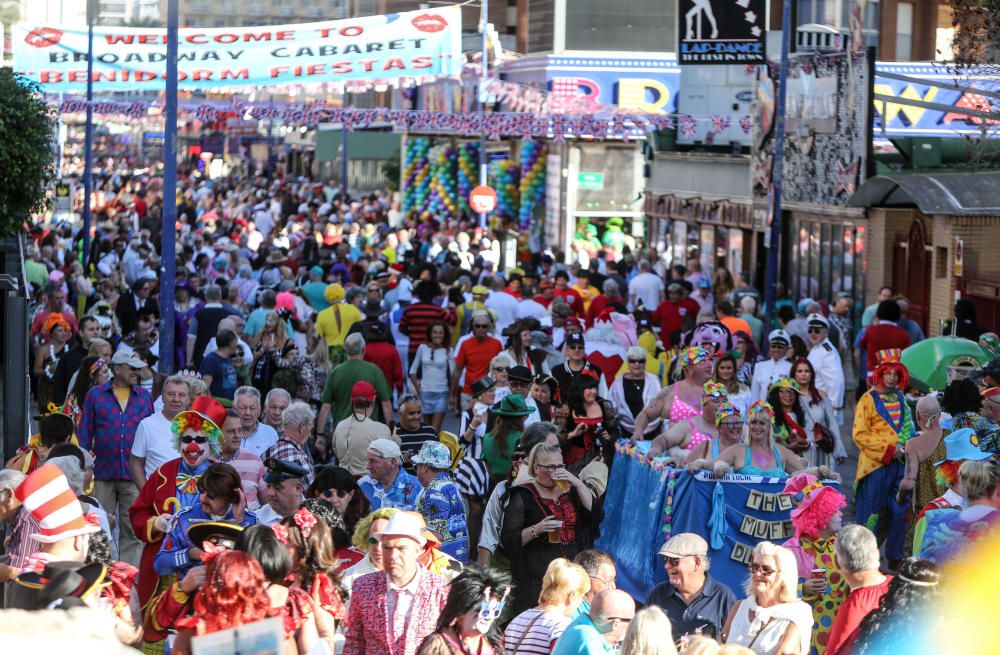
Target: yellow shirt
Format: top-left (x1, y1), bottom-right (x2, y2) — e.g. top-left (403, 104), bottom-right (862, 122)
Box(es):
top-left (852, 390), bottom-right (912, 481)
top-left (316, 302), bottom-right (362, 347)
top-left (113, 387), bottom-right (131, 411)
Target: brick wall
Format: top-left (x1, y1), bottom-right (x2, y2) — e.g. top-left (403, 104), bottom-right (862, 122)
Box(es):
top-left (865, 207), bottom-right (917, 304)
top-left (928, 215), bottom-right (954, 337)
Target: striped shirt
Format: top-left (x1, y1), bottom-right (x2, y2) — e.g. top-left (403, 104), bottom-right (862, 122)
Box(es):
top-left (219, 448), bottom-right (268, 509)
top-left (400, 303), bottom-right (455, 359)
top-left (0, 506), bottom-right (42, 569)
top-left (503, 608), bottom-right (572, 655)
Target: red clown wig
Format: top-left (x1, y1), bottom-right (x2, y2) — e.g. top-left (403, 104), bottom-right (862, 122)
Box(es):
top-left (190, 551), bottom-right (271, 633)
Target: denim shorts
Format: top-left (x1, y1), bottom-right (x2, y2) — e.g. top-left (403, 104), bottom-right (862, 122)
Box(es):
top-left (421, 390), bottom-right (448, 414)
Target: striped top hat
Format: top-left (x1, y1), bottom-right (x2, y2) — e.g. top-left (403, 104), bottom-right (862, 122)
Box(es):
top-left (15, 463), bottom-right (100, 543)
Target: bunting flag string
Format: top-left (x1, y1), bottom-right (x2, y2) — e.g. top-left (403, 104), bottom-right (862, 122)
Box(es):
top-left (51, 97), bottom-right (755, 140)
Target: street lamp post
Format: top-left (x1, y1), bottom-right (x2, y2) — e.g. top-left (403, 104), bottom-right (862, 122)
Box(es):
top-left (158, 0), bottom-right (179, 373)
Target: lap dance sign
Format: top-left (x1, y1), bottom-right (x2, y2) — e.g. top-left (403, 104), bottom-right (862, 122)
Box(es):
top-left (596, 442), bottom-right (841, 599)
top-left (12, 6), bottom-right (462, 92)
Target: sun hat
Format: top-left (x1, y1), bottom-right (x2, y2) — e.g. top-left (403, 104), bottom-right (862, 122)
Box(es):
top-left (410, 441), bottom-right (453, 471)
top-left (492, 394), bottom-right (533, 417)
top-left (768, 377), bottom-right (805, 395)
top-left (935, 427), bottom-right (993, 465)
top-left (374, 511), bottom-right (427, 546)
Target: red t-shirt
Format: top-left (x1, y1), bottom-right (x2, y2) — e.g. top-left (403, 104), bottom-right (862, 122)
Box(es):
top-left (653, 301), bottom-right (684, 344)
top-left (455, 336), bottom-right (503, 394)
top-left (553, 287), bottom-right (585, 316)
top-left (825, 576), bottom-right (893, 655)
top-left (860, 324), bottom-right (911, 372)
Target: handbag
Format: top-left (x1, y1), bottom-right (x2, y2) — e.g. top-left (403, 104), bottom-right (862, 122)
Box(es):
top-left (813, 422), bottom-right (836, 454)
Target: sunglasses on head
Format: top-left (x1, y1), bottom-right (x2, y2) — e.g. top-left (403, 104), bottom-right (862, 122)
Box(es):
top-left (181, 435), bottom-right (209, 444)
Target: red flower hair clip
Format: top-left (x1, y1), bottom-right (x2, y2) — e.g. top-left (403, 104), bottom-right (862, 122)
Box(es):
top-left (293, 508), bottom-right (317, 538)
top-left (273, 523), bottom-right (289, 544)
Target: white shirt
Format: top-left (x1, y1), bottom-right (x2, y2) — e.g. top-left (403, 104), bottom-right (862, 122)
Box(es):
top-left (242, 422), bottom-right (280, 458)
top-left (750, 357), bottom-right (792, 404)
top-left (132, 412), bottom-right (180, 477)
top-left (254, 503), bottom-right (284, 526)
top-left (485, 292), bottom-right (519, 334)
top-left (808, 338), bottom-right (845, 410)
top-left (515, 298), bottom-right (548, 320)
top-left (628, 272), bottom-right (664, 312)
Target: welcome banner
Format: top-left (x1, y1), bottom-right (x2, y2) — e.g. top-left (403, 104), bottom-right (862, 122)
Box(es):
top-left (12, 6), bottom-right (462, 92)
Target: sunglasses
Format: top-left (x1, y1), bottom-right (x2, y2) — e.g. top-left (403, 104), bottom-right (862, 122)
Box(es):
top-left (568, 345), bottom-right (584, 351)
top-left (807, 327), bottom-right (824, 334)
top-left (664, 556), bottom-right (690, 567)
top-left (534, 463), bottom-right (564, 472)
top-left (628, 359), bottom-right (645, 364)
top-left (367, 536), bottom-right (378, 545)
top-left (478, 599), bottom-right (506, 620)
top-left (493, 366), bottom-right (509, 372)
top-left (181, 435), bottom-right (209, 444)
top-left (749, 563), bottom-right (776, 576)
top-left (473, 323), bottom-right (490, 329)
top-left (198, 487), bottom-right (219, 500)
top-left (321, 489), bottom-right (350, 500)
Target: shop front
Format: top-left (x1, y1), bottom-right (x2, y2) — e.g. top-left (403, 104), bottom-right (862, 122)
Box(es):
top-left (645, 192), bottom-right (757, 280)
top-left (785, 206), bottom-right (868, 311)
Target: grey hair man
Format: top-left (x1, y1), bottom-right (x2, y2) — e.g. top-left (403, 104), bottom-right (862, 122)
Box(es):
top-left (263, 387), bottom-right (293, 431)
top-left (827, 525), bottom-right (890, 655)
top-left (263, 400), bottom-right (317, 487)
top-left (316, 333), bottom-right (393, 453)
top-left (234, 386), bottom-right (279, 457)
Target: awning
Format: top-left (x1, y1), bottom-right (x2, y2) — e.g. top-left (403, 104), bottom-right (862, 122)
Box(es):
top-left (849, 172), bottom-right (1000, 216)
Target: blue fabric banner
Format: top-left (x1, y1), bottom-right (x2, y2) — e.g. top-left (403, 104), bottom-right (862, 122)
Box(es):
top-left (597, 446), bottom-right (841, 601)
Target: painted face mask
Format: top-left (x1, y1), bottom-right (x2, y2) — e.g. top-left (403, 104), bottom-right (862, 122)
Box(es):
top-left (473, 587), bottom-right (509, 634)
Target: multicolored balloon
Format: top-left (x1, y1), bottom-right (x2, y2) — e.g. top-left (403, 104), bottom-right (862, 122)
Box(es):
top-left (487, 159), bottom-right (520, 224)
top-left (402, 137), bottom-right (431, 215)
top-left (518, 140), bottom-right (547, 231)
top-left (457, 142), bottom-right (479, 216)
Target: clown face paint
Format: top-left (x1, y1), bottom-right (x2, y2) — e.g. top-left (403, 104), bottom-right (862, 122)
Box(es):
top-left (180, 429), bottom-right (211, 467)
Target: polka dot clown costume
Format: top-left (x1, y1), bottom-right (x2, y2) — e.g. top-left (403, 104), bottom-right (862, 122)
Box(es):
top-left (782, 472), bottom-right (849, 655)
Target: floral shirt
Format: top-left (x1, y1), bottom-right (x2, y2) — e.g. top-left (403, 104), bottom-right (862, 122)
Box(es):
top-left (416, 472), bottom-right (469, 563)
top-left (951, 411), bottom-right (1000, 455)
top-left (359, 469), bottom-right (421, 511)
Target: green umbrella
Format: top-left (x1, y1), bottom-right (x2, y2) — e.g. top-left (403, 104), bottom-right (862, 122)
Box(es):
top-left (900, 337), bottom-right (992, 390)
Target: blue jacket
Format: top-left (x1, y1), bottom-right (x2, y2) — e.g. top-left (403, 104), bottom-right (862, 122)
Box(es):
top-left (153, 503), bottom-right (257, 577)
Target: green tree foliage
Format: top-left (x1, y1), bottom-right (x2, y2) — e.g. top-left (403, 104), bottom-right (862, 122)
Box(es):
top-left (0, 70), bottom-right (56, 238)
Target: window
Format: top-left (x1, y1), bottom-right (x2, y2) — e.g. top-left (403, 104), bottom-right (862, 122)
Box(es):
top-left (896, 2), bottom-right (914, 61)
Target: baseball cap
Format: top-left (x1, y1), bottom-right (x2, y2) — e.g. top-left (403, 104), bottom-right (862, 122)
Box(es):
top-left (659, 532), bottom-right (709, 558)
top-left (368, 438), bottom-right (403, 463)
top-left (566, 332), bottom-right (585, 347)
top-left (768, 329), bottom-right (791, 345)
top-left (351, 381), bottom-right (377, 402)
top-left (110, 350), bottom-right (148, 369)
top-left (697, 277), bottom-right (711, 289)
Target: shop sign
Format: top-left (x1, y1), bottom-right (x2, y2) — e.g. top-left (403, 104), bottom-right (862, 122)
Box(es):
top-left (954, 237), bottom-right (964, 277)
top-left (53, 182), bottom-right (71, 214)
top-left (12, 6), bottom-right (462, 92)
top-left (577, 172), bottom-right (605, 190)
top-left (677, 0), bottom-right (766, 65)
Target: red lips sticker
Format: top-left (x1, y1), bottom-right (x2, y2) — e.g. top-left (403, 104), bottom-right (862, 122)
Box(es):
top-left (24, 27), bottom-right (63, 48)
top-left (412, 14), bottom-right (448, 33)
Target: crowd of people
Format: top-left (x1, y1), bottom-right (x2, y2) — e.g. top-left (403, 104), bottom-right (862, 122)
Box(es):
top-left (3, 165), bottom-right (1000, 655)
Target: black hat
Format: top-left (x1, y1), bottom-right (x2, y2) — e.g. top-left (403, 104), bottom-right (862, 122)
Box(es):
top-left (566, 332), bottom-right (585, 346)
top-left (264, 458), bottom-right (309, 484)
top-left (187, 521), bottom-right (247, 550)
top-left (508, 365), bottom-right (533, 382)
top-left (471, 376), bottom-right (496, 397)
top-left (361, 299), bottom-right (383, 317)
top-left (11, 561), bottom-right (108, 611)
